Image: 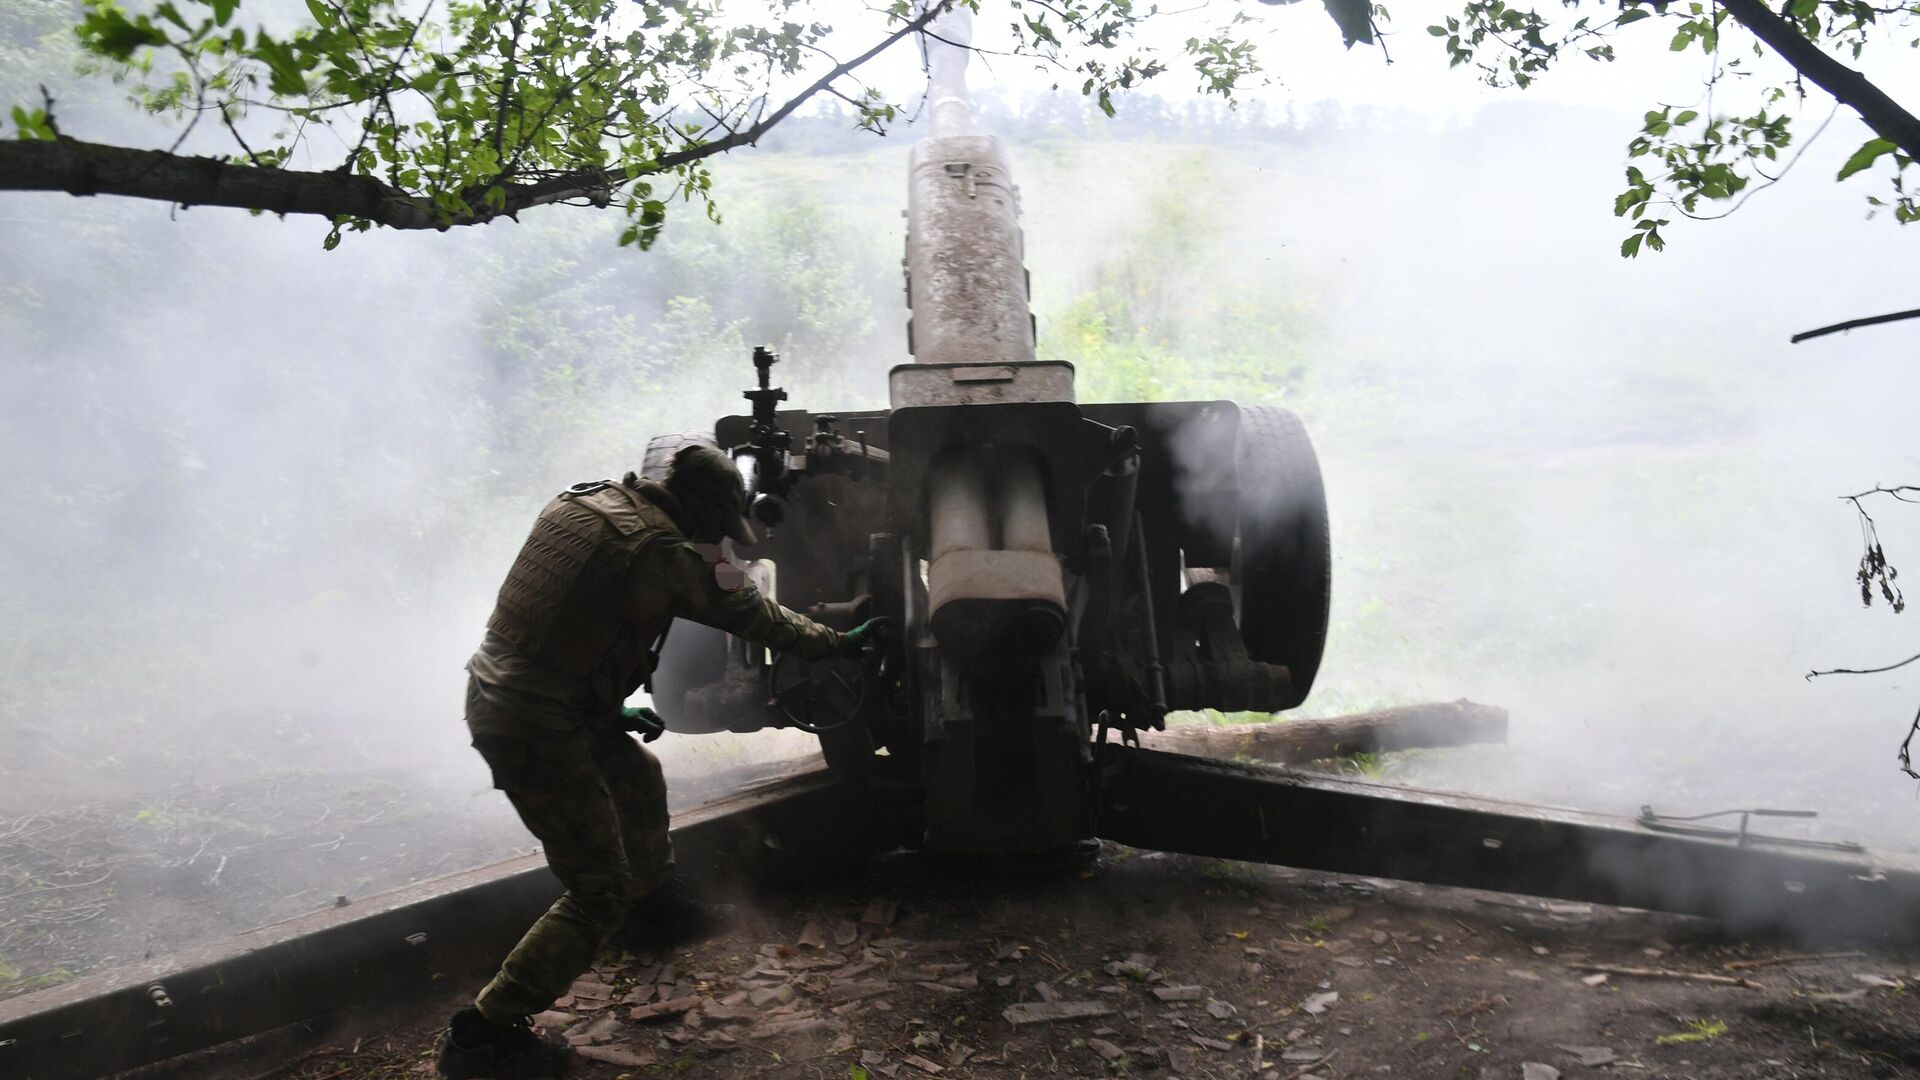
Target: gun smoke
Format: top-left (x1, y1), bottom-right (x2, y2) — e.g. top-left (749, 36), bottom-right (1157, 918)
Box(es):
top-left (2, 63), bottom-right (1917, 990)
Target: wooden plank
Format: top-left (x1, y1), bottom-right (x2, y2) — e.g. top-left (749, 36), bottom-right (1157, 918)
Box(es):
top-left (1095, 745), bottom-right (1920, 944)
top-left (1138, 700), bottom-right (1507, 763)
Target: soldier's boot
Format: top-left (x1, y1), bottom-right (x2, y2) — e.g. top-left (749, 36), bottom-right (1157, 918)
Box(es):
top-left (619, 876), bottom-right (736, 948)
top-left (436, 1006), bottom-right (572, 1079)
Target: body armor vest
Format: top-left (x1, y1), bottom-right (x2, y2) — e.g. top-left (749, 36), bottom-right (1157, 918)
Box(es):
top-left (486, 480), bottom-right (678, 696)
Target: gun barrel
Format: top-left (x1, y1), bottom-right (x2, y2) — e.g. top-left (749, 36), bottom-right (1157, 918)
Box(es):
top-left (922, 4), bottom-right (976, 137)
top-left (902, 2), bottom-right (1034, 368)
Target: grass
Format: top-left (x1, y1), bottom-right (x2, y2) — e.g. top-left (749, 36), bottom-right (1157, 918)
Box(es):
top-left (1657, 1018), bottom-right (1728, 1045)
top-left (131, 806), bottom-right (262, 835)
top-left (1341, 751), bottom-right (1386, 778)
top-left (0, 962), bottom-right (76, 994)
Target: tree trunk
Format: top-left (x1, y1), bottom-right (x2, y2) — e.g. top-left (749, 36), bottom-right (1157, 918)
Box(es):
top-left (1138, 700), bottom-right (1507, 764)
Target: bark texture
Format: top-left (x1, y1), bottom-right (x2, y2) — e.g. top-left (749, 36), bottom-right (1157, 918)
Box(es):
top-left (0, 138), bottom-right (444, 227)
top-left (1717, 0), bottom-right (1920, 161)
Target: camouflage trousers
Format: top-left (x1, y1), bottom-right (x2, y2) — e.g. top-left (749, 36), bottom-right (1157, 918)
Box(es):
top-left (465, 679), bottom-right (674, 1023)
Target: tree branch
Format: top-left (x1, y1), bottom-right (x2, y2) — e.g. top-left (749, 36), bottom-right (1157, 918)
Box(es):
top-left (1791, 306), bottom-right (1920, 343)
top-left (0, 137), bottom-right (446, 227)
top-left (1842, 486), bottom-right (1920, 503)
top-left (0, 1), bottom-right (948, 230)
top-left (1716, 0), bottom-right (1920, 161)
top-left (507, 2), bottom-right (946, 212)
top-left (1807, 651), bottom-right (1920, 679)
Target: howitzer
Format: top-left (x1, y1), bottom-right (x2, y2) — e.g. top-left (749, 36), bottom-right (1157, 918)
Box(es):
top-left (5, 7), bottom-right (1919, 1076)
top-left (655, 4), bottom-right (1330, 856)
top-left (649, 1), bottom-right (1920, 918)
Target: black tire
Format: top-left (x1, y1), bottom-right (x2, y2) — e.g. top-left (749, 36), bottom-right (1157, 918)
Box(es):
top-left (641, 432), bottom-right (732, 729)
top-left (1234, 405), bottom-right (1331, 708)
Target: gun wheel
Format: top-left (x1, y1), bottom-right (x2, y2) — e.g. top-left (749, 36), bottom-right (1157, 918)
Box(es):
top-left (1232, 404), bottom-right (1331, 707)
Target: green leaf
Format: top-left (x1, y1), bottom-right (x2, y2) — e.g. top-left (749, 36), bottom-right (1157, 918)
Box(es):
top-left (1673, 109), bottom-right (1697, 125)
top-left (1426, 24), bottom-right (1448, 36)
top-left (1321, 0), bottom-right (1376, 47)
top-left (1837, 137), bottom-right (1896, 181)
top-left (9, 106), bottom-right (56, 141)
top-left (1616, 8), bottom-right (1652, 25)
top-left (210, 0), bottom-right (240, 27)
top-left (80, 7), bottom-right (169, 61)
top-left (252, 34), bottom-right (311, 96)
top-left (1621, 232), bottom-right (1644, 257)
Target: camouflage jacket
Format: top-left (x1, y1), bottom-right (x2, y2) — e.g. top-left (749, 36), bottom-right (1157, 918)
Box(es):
top-left (468, 477), bottom-right (842, 732)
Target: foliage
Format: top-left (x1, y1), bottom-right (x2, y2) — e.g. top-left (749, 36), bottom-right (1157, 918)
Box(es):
top-left (1419, 0), bottom-right (1920, 251)
top-left (1039, 152), bottom-right (1321, 406)
top-left (6, 0), bottom-right (1912, 255)
top-left (472, 189), bottom-right (892, 481)
top-left (0, 0), bottom-right (1275, 245)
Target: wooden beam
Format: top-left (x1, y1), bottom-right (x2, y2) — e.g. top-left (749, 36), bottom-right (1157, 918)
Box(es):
top-left (1139, 700), bottom-right (1507, 763)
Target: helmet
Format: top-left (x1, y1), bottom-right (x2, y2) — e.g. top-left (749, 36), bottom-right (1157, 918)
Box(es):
top-left (665, 445), bottom-right (755, 545)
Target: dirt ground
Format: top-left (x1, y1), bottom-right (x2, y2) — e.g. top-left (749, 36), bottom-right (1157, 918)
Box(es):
top-left (0, 771), bottom-right (529, 998)
top-left (0, 763), bottom-right (785, 999)
top-left (177, 842), bottom-right (1920, 1080)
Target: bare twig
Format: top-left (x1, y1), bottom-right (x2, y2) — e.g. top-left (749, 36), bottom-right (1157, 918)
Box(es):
top-left (217, 103), bottom-right (265, 167)
top-left (1842, 486), bottom-right (1920, 503)
top-left (1793, 307), bottom-right (1920, 344)
top-left (1281, 1049), bottom-right (1338, 1079)
top-left (1807, 651), bottom-right (1920, 680)
top-left (1034, 948), bottom-right (1072, 973)
top-left (1806, 634), bottom-right (1920, 777)
top-left (0, 869), bottom-right (114, 903)
top-left (1567, 962), bottom-right (1761, 988)
top-left (1723, 950), bottom-right (1866, 971)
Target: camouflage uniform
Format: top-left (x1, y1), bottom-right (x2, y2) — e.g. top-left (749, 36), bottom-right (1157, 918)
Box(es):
top-left (466, 474), bottom-right (843, 1023)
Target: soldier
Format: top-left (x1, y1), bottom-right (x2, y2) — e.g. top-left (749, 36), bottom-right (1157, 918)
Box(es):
top-left (438, 445), bottom-right (889, 1079)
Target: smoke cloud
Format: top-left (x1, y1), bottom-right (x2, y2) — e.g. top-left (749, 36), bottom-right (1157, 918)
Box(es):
top-left (3, 66), bottom-right (1917, 992)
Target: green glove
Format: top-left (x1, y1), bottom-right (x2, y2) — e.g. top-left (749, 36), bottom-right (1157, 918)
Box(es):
top-left (842, 616), bottom-right (898, 659)
top-left (620, 706), bottom-right (666, 742)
